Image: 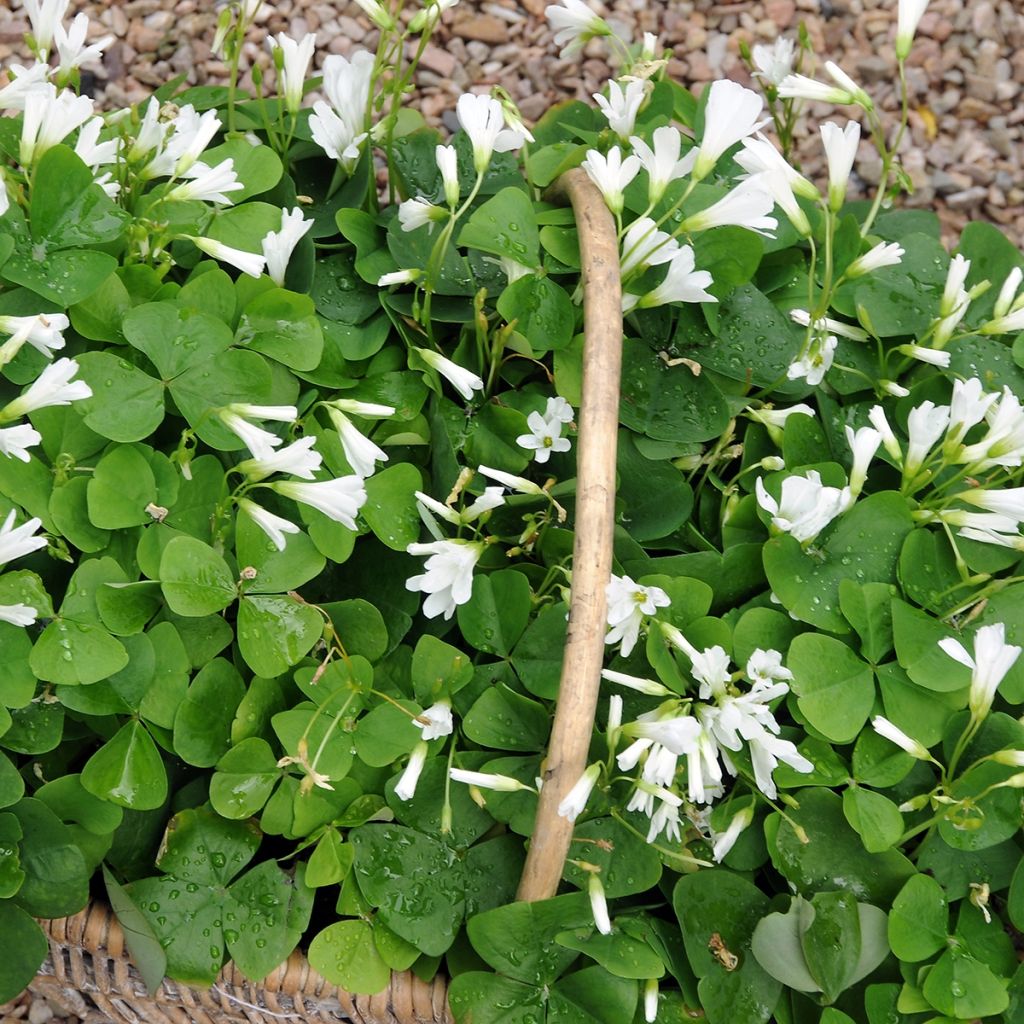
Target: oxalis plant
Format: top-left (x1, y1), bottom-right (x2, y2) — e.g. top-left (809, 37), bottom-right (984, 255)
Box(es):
top-left (1, 0), bottom-right (1024, 1020)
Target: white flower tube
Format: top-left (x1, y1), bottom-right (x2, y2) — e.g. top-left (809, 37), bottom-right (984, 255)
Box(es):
top-left (557, 762), bottom-right (601, 821)
top-left (0, 603), bottom-right (38, 627)
top-left (896, 0), bottom-right (930, 59)
top-left (692, 79), bottom-right (766, 182)
top-left (629, 125), bottom-right (692, 205)
top-left (239, 498), bottom-right (300, 552)
top-left (712, 804), bottom-right (754, 862)
top-left (619, 217), bottom-right (677, 277)
top-left (394, 741), bottom-right (429, 800)
top-left (545, 0), bottom-right (610, 57)
top-left (273, 477), bottom-right (368, 530)
top-left (309, 102), bottom-right (367, 170)
top-left (0, 62), bottom-right (50, 111)
top-left (449, 768), bottom-right (532, 792)
top-left (939, 623), bottom-right (1021, 721)
top-left (581, 147), bottom-right (640, 217)
top-left (594, 79), bottom-right (646, 142)
top-left (1, 358), bottom-right (91, 420)
top-left (0, 313), bottom-right (69, 359)
top-left (844, 424), bottom-right (881, 499)
top-left (436, 144), bottom-right (460, 206)
top-left (53, 12), bottom-right (114, 78)
top-left (846, 241), bottom-right (904, 278)
top-left (415, 347), bottom-right (484, 401)
top-left (20, 86), bottom-right (94, 165)
top-left (755, 470), bottom-right (847, 544)
top-left (0, 424), bottom-right (42, 462)
top-left (190, 236), bottom-right (266, 278)
top-left (261, 207), bottom-right (315, 287)
top-left (236, 436), bottom-right (322, 481)
top-left (456, 93), bottom-right (524, 175)
top-left (904, 400), bottom-right (950, 478)
top-left (270, 32), bottom-right (317, 114)
top-left (167, 159), bottom-right (243, 205)
top-left (413, 701), bottom-right (454, 741)
top-left (588, 874), bottom-right (612, 935)
top-left (751, 38), bottom-right (795, 86)
top-left (680, 177), bottom-right (777, 235)
top-left (631, 246), bottom-right (716, 311)
top-left (0, 509), bottom-right (47, 568)
top-left (820, 121), bottom-right (860, 211)
top-left (325, 407), bottom-right (388, 478)
top-left (22, 0), bottom-right (70, 58)
top-left (871, 716), bottom-right (932, 760)
top-left (398, 197), bottom-right (446, 233)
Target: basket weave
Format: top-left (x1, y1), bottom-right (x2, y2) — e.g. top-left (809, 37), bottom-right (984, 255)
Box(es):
top-left (28, 167), bottom-right (622, 1024)
top-left (30, 905), bottom-right (451, 1024)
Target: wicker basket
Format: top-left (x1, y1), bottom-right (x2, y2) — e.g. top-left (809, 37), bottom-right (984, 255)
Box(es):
top-left (29, 168), bottom-right (623, 1024)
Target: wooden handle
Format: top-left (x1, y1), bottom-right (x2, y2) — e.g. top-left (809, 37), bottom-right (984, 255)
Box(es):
top-left (516, 168), bottom-right (623, 902)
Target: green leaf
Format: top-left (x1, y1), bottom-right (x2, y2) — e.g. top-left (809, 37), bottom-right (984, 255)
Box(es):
top-left (210, 738), bottom-right (280, 819)
top-left (511, 601), bottom-right (568, 700)
top-left (361, 462), bottom-right (422, 551)
top-left (36, 774), bottom-right (123, 835)
top-left (888, 873), bottom-right (948, 962)
top-left (103, 865), bottom-right (167, 995)
top-left (0, 902), bottom-right (48, 1003)
top-left (159, 536), bottom-right (236, 616)
top-left (411, 634), bottom-right (474, 704)
top-left (448, 972), bottom-right (544, 1024)
top-left (307, 919), bottom-right (391, 994)
top-left (892, 601), bottom-right (969, 690)
top-left (838, 580), bottom-right (895, 664)
top-left (0, 752), bottom-right (24, 808)
top-left (616, 431), bottom-right (693, 543)
top-left (237, 595), bottom-right (323, 677)
top-left (87, 444), bottom-right (159, 528)
top-left (225, 861), bottom-right (313, 981)
top-left (562, 817), bottom-right (662, 898)
top-left (922, 948), bottom-right (1009, 1019)
top-left (203, 139), bottom-right (283, 202)
top-left (457, 569), bottom-right (532, 657)
top-left (842, 787), bottom-right (903, 853)
top-left (350, 824), bottom-right (465, 956)
top-left (463, 684), bottom-right (550, 751)
top-left (10, 798), bottom-right (89, 918)
top-left (235, 505), bottom-right (325, 592)
top-left (352, 699), bottom-right (421, 768)
top-left (387, 758), bottom-right (494, 847)
top-left (81, 721), bottom-right (168, 810)
top-left (800, 891), bottom-right (861, 1003)
top-left (305, 829), bottom-right (353, 888)
top-left (788, 634), bottom-right (875, 743)
top-left (750, 899), bottom-right (821, 994)
top-left (122, 301), bottom-right (235, 379)
top-left (556, 929), bottom-right (664, 980)
top-left (764, 492), bottom-right (914, 633)
top-left (29, 618), bottom-right (129, 685)
top-left (173, 658), bottom-right (246, 767)
top-left (458, 187), bottom-right (539, 268)
top-left (496, 275), bottom-right (575, 353)
top-left (241, 288), bottom-right (323, 370)
top-left (466, 893), bottom-right (591, 985)
top-left (75, 352), bottom-right (165, 442)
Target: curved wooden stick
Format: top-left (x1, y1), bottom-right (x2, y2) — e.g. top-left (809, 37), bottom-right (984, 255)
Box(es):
top-left (517, 168), bottom-right (623, 902)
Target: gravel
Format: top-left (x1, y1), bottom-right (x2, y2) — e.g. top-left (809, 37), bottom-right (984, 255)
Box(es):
top-left (0, 0), bottom-right (1022, 246)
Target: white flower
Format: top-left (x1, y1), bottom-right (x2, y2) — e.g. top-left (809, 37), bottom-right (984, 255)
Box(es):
top-left (628, 246), bottom-right (716, 311)
top-left (22, 0), bottom-right (70, 58)
top-left (595, 79), bottom-right (646, 142)
top-left (239, 498), bottom-right (301, 552)
top-left (416, 487), bottom-right (505, 528)
top-left (846, 241), bottom-right (904, 278)
top-left (0, 510), bottom-right (47, 568)
top-left (409, 0), bottom-right (459, 32)
top-left (755, 470), bottom-right (848, 544)
top-left (581, 147), bottom-right (640, 216)
top-left (1, 358), bottom-right (90, 420)
top-left (692, 79), bottom-right (766, 182)
top-left (329, 399), bottom-right (396, 418)
top-left (261, 207), bottom-right (314, 287)
top-left (414, 701), bottom-right (454, 741)
top-left (322, 50), bottom-right (375, 129)
top-left (938, 623), bottom-right (1021, 721)
top-left (476, 465), bottom-right (547, 496)
top-left (624, 710), bottom-right (703, 759)
top-left (746, 649), bottom-right (793, 686)
top-left (691, 646), bottom-right (733, 699)
top-left (600, 669), bottom-right (673, 697)
top-left (20, 86), bottom-right (94, 165)
top-left (751, 38), bottom-right (795, 86)
top-left (959, 486), bottom-right (1024, 521)
top-left (0, 313), bottom-right (68, 359)
top-left (325, 407), bottom-right (388, 478)
top-left (436, 144), bottom-right (460, 206)
top-left (270, 32), bottom-right (316, 114)
top-left (681, 177), bottom-right (778, 235)
top-left (955, 388), bottom-right (1024, 469)
top-left (787, 332), bottom-right (837, 386)
top-left (940, 254), bottom-right (971, 318)
top-left (871, 716), bottom-right (932, 760)
top-left (711, 804), bottom-right (754, 862)
top-left (545, 396), bottom-right (574, 424)
top-left (868, 405), bottom-right (902, 462)
top-left (545, 0), bottom-right (610, 57)
top-left (273, 477), bottom-right (368, 530)
top-left (777, 61), bottom-right (871, 109)
top-left (167, 159), bottom-right (243, 205)
top-left (398, 197), bottom-right (446, 233)
top-left (820, 121), bottom-right (860, 211)
top-left (456, 93), bottom-right (524, 175)
top-left (309, 101), bottom-right (367, 170)
top-left (588, 874), bottom-right (612, 935)
top-left (415, 347), bottom-right (484, 401)
top-left (737, 133), bottom-right (818, 201)
top-left (844, 423), bottom-right (882, 498)
top-left (378, 269), bottom-right (420, 287)
top-left (394, 741), bottom-right (429, 801)
top-left (236, 436), bottom-right (321, 481)
top-left (751, 167), bottom-right (811, 236)
top-left (0, 63), bottom-right (49, 112)
top-left (605, 574), bottom-right (671, 657)
top-left (406, 539), bottom-right (484, 619)
top-left (896, 0), bottom-right (930, 59)
top-left (154, 106), bottom-right (223, 178)
top-left (128, 99), bottom-right (167, 164)
top-left (607, 694), bottom-right (623, 735)
top-left (351, 0), bottom-right (397, 30)
top-left (991, 267), bottom-right (1024, 321)
top-left (897, 343), bottom-right (950, 368)
top-left (0, 424), bottom-right (42, 462)
top-left (190, 236), bottom-right (266, 278)
top-left (557, 762), bottom-right (601, 821)
top-left (516, 409), bottom-right (571, 464)
top-left (449, 768), bottom-right (532, 792)
top-left (53, 13), bottom-right (114, 77)
top-left (746, 403), bottom-right (816, 446)
top-left (904, 399), bottom-right (950, 477)
top-left (218, 403), bottom-right (295, 459)
top-left (619, 217), bottom-right (677, 277)
top-left (629, 125), bottom-right (692, 204)
top-left (0, 603), bottom-right (38, 627)
top-left (880, 380), bottom-right (909, 398)
top-left (74, 117), bottom-right (118, 169)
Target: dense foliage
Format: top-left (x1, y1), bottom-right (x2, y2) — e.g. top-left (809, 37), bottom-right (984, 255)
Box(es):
top-left (1, 0), bottom-right (1023, 1021)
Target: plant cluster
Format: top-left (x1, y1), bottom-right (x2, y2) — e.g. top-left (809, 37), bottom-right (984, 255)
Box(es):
top-left (0, 0), bottom-right (1023, 1021)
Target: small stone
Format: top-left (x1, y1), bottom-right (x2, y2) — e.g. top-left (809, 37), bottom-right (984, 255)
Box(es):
top-left (25, 1003), bottom-right (51, 1024)
top-left (420, 44), bottom-right (457, 77)
top-left (764, 0), bottom-right (796, 28)
top-left (453, 14), bottom-right (509, 44)
top-left (946, 185), bottom-right (989, 210)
